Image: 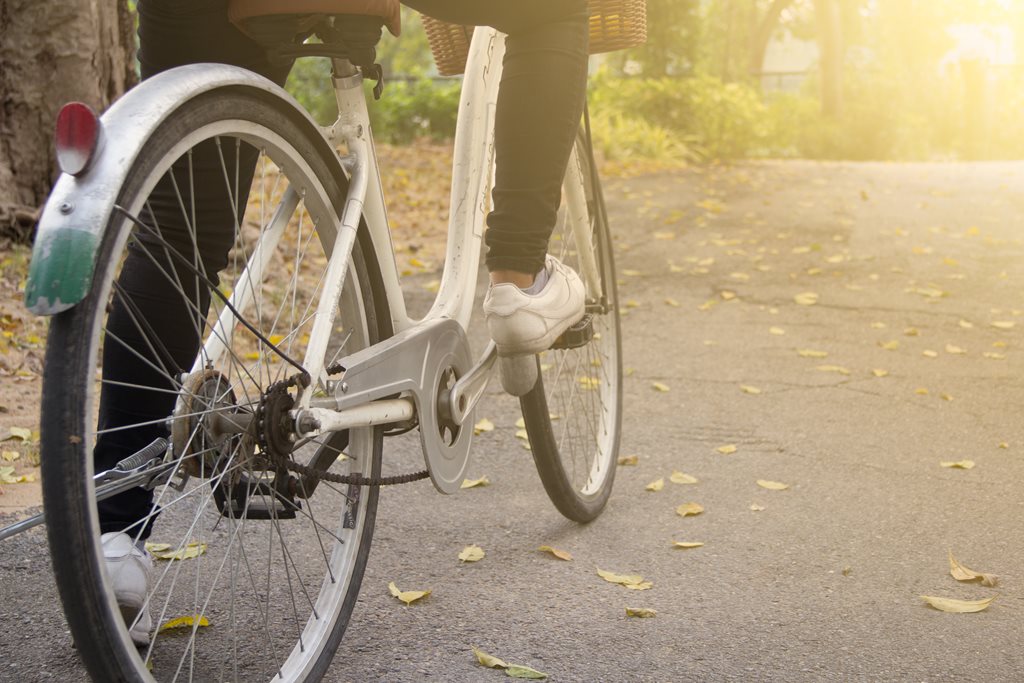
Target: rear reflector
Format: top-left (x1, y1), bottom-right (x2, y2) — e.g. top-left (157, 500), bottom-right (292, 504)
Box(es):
top-left (55, 102), bottom-right (101, 176)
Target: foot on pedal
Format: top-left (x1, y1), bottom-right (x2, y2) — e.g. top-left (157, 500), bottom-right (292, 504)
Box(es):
top-left (551, 314), bottom-right (593, 350)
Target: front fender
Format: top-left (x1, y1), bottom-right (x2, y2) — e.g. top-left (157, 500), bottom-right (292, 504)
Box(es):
top-left (25, 64), bottom-right (320, 315)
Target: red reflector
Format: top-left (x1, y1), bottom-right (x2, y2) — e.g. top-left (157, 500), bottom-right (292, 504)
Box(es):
top-left (55, 102), bottom-right (101, 176)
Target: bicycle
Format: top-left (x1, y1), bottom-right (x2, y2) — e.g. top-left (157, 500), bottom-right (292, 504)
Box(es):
top-left (22, 5), bottom-right (621, 681)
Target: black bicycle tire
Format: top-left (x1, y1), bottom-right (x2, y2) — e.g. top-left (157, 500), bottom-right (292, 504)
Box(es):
top-left (40, 87), bottom-right (389, 682)
top-left (520, 125), bottom-right (623, 523)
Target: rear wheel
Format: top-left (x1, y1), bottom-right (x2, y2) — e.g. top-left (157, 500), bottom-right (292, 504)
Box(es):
top-left (40, 88), bottom-right (387, 681)
top-left (520, 120), bottom-right (622, 523)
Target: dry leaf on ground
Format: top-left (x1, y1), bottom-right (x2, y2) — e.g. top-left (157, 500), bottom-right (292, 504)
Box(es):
top-left (757, 480), bottom-right (790, 491)
top-left (672, 541), bottom-right (704, 549)
top-left (652, 382), bottom-right (671, 393)
top-left (920, 595), bottom-right (995, 613)
top-left (538, 546), bottom-right (572, 561)
top-left (625, 607), bottom-right (657, 618)
top-left (461, 476), bottom-right (491, 489)
top-left (794, 292), bottom-right (819, 306)
top-left (597, 568), bottom-right (652, 590)
top-left (716, 444), bottom-right (737, 455)
top-left (948, 550), bottom-right (998, 587)
top-left (676, 502), bottom-right (704, 517)
top-left (645, 478), bottom-right (665, 492)
top-left (473, 418), bottom-right (495, 435)
top-left (741, 385), bottom-right (762, 395)
top-left (506, 664), bottom-right (549, 679)
top-left (458, 545), bottom-right (485, 563)
top-left (145, 541), bottom-right (206, 561)
top-left (388, 581), bottom-right (431, 606)
top-left (617, 455), bottom-right (639, 466)
top-left (669, 471), bottom-right (698, 485)
top-left (472, 647), bottom-right (508, 669)
top-left (940, 460), bottom-right (975, 470)
top-left (159, 615), bottom-right (209, 632)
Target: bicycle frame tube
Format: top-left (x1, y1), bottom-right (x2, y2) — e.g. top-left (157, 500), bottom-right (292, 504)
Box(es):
top-left (326, 27), bottom-right (506, 336)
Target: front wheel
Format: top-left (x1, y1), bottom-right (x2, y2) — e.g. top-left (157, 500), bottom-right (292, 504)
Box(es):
top-left (40, 86), bottom-right (387, 681)
top-left (521, 120), bottom-right (623, 523)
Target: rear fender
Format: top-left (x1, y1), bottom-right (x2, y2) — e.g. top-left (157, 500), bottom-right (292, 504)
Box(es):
top-left (25, 64), bottom-right (327, 315)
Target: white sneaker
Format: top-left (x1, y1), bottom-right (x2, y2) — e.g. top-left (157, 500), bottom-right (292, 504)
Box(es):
top-left (102, 531), bottom-right (154, 647)
top-left (483, 254), bottom-right (586, 357)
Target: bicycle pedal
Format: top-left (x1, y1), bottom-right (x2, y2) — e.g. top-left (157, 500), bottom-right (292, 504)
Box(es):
top-left (499, 354), bottom-right (538, 397)
top-left (551, 315), bottom-right (593, 350)
top-left (214, 477), bottom-right (299, 520)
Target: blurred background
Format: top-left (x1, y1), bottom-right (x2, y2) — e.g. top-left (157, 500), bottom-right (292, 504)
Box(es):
top-left (287, 1), bottom-right (1024, 164)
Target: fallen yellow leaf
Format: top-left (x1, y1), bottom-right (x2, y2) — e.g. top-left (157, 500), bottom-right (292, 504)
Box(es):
top-left (769, 327), bottom-right (786, 336)
top-left (652, 382), bottom-right (671, 393)
top-left (991, 321), bottom-right (1015, 330)
top-left (389, 582), bottom-right (431, 606)
top-left (625, 607), bottom-right (657, 618)
top-left (716, 444), bottom-right (737, 455)
top-left (757, 480), bottom-right (790, 491)
top-left (617, 455), bottom-right (639, 466)
top-left (597, 568), bottom-right (651, 590)
top-left (794, 292), bottom-right (819, 306)
top-left (1, 450), bottom-right (19, 462)
top-left (472, 646), bottom-right (508, 669)
top-left (460, 476), bottom-right (491, 489)
top-left (473, 418), bottom-right (495, 435)
top-left (506, 664), bottom-right (549, 679)
top-left (538, 546), bottom-right (572, 561)
top-left (945, 345), bottom-right (966, 355)
top-left (948, 550), bottom-right (998, 587)
top-left (676, 502), bottom-right (704, 517)
top-left (920, 595), bottom-right (995, 613)
top-left (816, 365), bottom-right (851, 376)
top-left (998, 442), bottom-right (1009, 449)
top-left (8, 427), bottom-right (31, 441)
top-left (669, 471), bottom-right (698, 485)
top-left (645, 478), bottom-right (665, 492)
top-left (915, 388), bottom-right (930, 396)
top-left (740, 385), bottom-right (762, 395)
top-left (879, 340), bottom-right (900, 351)
top-left (797, 349), bottom-right (829, 359)
top-left (940, 460), bottom-right (975, 470)
top-left (872, 369), bottom-right (890, 378)
top-left (458, 545), bottom-right (485, 563)
top-left (672, 541), bottom-right (704, 549)
top-left (159, 615), bottom-right (210, 632)
top-left (750, 503), bottom-right (765, 512)
top-left (145, 541), bottom-right (206, 561)
top-left (922, 350), bottom-right (939, 358)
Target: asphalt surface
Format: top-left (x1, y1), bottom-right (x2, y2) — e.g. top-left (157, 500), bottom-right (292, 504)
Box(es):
top-left (3, 160), bottom-right (1024, 681)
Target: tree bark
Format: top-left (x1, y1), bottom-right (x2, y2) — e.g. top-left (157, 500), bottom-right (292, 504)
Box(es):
top-left (749, 0), bottom-right (796, 77)
top-left (0, 0), bottom-right (136, 241)
top-left (815, 0), bottom-right (844, 118)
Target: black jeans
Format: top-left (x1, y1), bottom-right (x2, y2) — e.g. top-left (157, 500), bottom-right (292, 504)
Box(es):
top-left (97, 0), bottom-right (589, 536)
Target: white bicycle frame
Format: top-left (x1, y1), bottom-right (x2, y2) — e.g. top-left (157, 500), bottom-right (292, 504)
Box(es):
top-left (193, 25), bottom-right (599, 491)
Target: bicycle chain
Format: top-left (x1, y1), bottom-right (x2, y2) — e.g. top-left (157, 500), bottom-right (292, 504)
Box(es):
top-left (255, 375), bottom-right (429, 487)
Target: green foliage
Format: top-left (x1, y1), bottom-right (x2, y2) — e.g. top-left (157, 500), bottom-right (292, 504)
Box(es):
top-left (365, 78), bottom-right (461, 144)
top-left (589, 70), bottom-right (769, 160)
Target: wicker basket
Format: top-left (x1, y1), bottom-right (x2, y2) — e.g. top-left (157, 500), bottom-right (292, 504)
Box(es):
top-left (423, 1), bottom-right (647, 77)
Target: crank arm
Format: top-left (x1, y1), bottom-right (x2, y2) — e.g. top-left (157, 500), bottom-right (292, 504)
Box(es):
top-left (447, 341), bottom-right (497, 426)
top-left (0, 438), bottom-right (170, 542)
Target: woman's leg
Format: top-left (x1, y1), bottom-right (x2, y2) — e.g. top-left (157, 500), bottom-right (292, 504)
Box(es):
top-left (96, 0), bottom-right (291, 537)
top-left (403, 1), bottom-right (590, 278)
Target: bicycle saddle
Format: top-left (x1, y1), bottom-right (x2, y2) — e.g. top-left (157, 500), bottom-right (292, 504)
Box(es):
top-left (227, 0), bottom-right (401, 36)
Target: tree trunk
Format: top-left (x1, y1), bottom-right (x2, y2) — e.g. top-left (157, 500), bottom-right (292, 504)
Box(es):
top-left (749, 0), bottom-right (796, 77)
top-left (0, 0), bottom-right (136, 241)
top-left (815, 0), bottom-right (844, 118)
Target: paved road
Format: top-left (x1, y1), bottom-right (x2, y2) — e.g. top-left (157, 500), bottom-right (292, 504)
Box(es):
top-left (3, 160), bottom-right (1024, 681)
